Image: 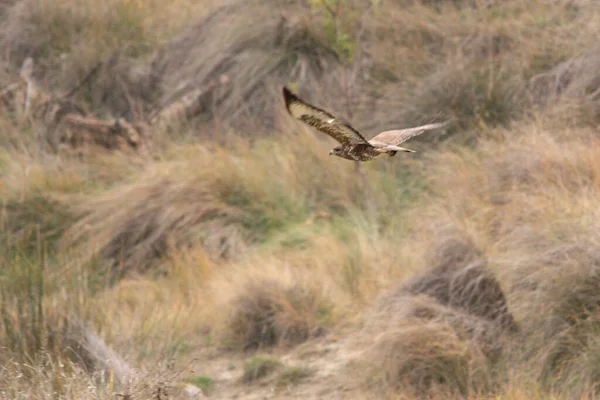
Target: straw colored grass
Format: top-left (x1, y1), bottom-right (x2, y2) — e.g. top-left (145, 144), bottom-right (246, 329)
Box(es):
top-left (2, 0), bottom-right (600, 398)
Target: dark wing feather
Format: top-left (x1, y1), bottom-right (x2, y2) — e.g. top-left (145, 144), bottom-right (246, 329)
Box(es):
top-left (369, 121), bottom-right (450, 146)
top-left (282, 87), bottom-right (370, 146)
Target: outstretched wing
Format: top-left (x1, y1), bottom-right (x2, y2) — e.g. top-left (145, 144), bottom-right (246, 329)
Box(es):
top-left (282, 86), bottom-right (370, 147)
top-left (369, 121), bottom-right (450, 146)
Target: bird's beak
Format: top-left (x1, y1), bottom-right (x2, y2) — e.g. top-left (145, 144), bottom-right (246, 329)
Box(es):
top-left (329, 150), bottom-right (333, 156)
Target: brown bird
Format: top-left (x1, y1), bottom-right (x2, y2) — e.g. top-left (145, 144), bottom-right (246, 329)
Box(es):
top-left (282, 86), bottom-right (449, 162)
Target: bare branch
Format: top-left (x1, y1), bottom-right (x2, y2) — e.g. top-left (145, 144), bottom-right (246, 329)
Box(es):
top-left (62, 61), bottom-right (103, 99)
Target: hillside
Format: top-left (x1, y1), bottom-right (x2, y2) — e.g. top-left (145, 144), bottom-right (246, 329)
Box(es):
top-left (2, 0), bottom-right (600, 398)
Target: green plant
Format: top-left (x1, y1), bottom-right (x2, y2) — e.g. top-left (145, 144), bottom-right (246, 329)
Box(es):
top-left (185, 375), bottom-right (213, 390)
top-left (0, 247), bottom-right (46, 359)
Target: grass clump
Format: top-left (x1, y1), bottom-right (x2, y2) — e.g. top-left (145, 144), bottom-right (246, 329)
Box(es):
top-left (1, 193), bottom-right (72, 253)
top-left (401, 226), bottom-right (517, 331)
top-left (240, 355), bottom-right (282, 383)
top-left (277, 366), bottom-right (312, 387)
top-left (0, 154), bottom-right (83, 252)
top-left (225, 276), bottom-right (330, 350)
top-left (185, 374), bottom-right (213, 390)
top-left (530, 46), bottom-right (600, 127)
top-left (360, 279), bottom-right (507, 397)
top-left (0, 241), bottom-right (99, 369)
top-left (0, 355), bottom-right (112, 399)
top-left (0, 248), bottom-right (49, 360)
top-left (364, 320), bottom-right (493, 398)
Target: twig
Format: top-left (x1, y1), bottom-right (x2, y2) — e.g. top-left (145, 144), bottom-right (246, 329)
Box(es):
top-left (62, 62), bottom-right (102, 99)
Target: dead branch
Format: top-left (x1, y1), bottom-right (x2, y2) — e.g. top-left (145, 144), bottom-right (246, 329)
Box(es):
top-left (2, 56), bottom-right (230, 156)
top-left (62, 114), bottom-right (143, 147)
top-left (66, 321), bottom-right (137, 385)
top-left (149, 73), bottom-right (229, 130)
top-left (62, 61), bottom-right (103, 99)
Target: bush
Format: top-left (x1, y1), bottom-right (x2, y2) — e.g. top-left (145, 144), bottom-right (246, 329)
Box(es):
top-left (401, 226), bottom-right (517, 331)
top-left (226, 277), bottom-right (330, 350)
top-left (364, 314), bottom-right (495, 398)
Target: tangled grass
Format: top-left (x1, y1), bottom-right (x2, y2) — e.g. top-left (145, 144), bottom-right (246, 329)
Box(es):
top-left (1, 0), bottom-right (600, 398)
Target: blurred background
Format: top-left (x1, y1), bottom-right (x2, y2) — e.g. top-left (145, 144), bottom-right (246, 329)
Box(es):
top-left (1, 0), bottom-right (600, 398)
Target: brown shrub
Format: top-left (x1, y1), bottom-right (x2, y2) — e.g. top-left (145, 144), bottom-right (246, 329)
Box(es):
top-left (352, 222), bottom-right (517, 397)
top-left (362, 295), bottom-right (499, 398)
top-left (63, 162), bottom-right (250, 278)
top-left (402, 261), bottom-right (517, 331)
top-left (501, 229), bottom-right (600, 392)
top-left (225, 278), bottom-right (329, 350)
top-left (400, 228), bottom-right (517, 331)
top-left (358, 225), bottom-right (515, 397)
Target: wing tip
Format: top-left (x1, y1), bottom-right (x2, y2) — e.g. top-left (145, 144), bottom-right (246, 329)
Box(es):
top-left (420, 120), bottom-right (452, 130)
top-left (435, 119), bottom-right (452, 129)
top-left (282, 86), bottom-right (297, 111)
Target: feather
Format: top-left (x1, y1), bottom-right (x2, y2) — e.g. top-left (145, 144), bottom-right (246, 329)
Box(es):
top-left (282, 87), bottom-right (371, 147)
top-left (369, 121), bottom-right (450, 146)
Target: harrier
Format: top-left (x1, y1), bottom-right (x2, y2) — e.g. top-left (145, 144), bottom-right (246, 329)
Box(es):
top-left (282, 86), bottom-right (449, 162)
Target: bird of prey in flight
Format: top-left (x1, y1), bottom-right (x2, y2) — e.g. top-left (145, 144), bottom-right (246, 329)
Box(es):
top-left (282, 86), bottom-right (449, 162)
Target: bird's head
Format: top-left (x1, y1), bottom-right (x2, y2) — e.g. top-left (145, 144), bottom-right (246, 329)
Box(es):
top-left (329, 146), bottom-right (343, 157)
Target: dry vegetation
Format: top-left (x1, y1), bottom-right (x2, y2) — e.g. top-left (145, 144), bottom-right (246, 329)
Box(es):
top-left (2, 0), bottom-right (600, 398)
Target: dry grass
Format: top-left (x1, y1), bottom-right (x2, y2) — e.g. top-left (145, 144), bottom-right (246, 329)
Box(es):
top-left (364, 319), bottom-right (493, 398)
top-left (530, 45), bottom-right (600, 127)
top-left (152, 0), bottom-right (372, 137)
top-left (366, 121), bottom-right (600, 398)
top-left (240, 355), bottom-right (282, 383)
top-left (399, 227), bottom-right (517, 331)
top-left (62, 127), bottom-right (422, 276)
top-left (367, 0), bottom-right (600, 136)
top-left (0, 0), bottom-right (212, 118)
top-left (222, 270), bottom-right (331, 350)
top-left (3, 0), bottom-right (600, 398)
top-left (357, 228), bottom-right (515, 397)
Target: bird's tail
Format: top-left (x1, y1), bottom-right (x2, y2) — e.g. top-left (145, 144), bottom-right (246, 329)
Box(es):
top-left (384, 145), bottom-right (416, 153)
